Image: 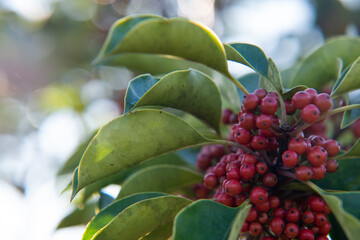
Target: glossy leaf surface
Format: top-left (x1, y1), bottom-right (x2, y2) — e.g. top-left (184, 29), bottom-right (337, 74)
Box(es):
top-left (331, 57), bottom-right (360, 97)
top-left (228, 201), bottom-right (251, 240)
top-left (72, 109), bottom-right (212, 199)
top-left (335, 139), bottom-right (360, 160)
top-left (341, 90), bottom-right (360, 128)
top-left (124, 69), bottom-right (222, 132)
top-left (173, 200), bottom-right (248, 240)
top-left (116, 165), bottom-right (203, 199)
top-left (91, 196), bottom-right (191, 240)
top-left (287, 37), bottom-right (360, 88)
top-left (95, 16), bottom-right (229, 77)
top-left (82, 192), bottom-right (166, 240)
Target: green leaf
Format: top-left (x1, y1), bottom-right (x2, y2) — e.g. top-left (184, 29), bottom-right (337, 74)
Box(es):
top-left (267, 58), bottom-right (284, 93)
top-left (124, 69), bottom-right (222, 132)
top-left (335, 139), bottom-right (360, 160)
top-left (332, 57), bottom-right (360, 97)
top-left (173, 200), bottom-right (248, 240)
top-left (224, 43), bottom-right (268, 77)
top-left (140, 221), bottom-right (173, 240)
top-left (313, 158), bottom-right (360, 191)
top-left (306, 182), bottom-right (360, 240)
top-left (341, 90), bottom-right (360, 128)
top-left (82, 192), bottom-right (166, 240)
top-left (99, 192), bottom-right (114, 210)
top-left (80, 152), bottom-right (188, 203)
top-left (91, 195), bottom-right (192, 240)
top-left (94, 16), bottom-right (229, 77)
top-left (282, 85), bottom-right (308, 100)
top-left (288, 37), bottom-right (360, 89)
top-left (116, 165), bottom-right (203, 199)
top-left (236, 73), bottom-right (260, 102)
top-left (57, 202), bottom-right (97, 229)
top-left (71, 109), bottom-right (212, 199)
top-left (228, 201), bottom-right (251, 240)
top-left (94, 15), bottom-right (164, 61)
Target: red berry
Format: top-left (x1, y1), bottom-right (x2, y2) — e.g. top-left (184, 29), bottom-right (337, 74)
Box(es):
top-left (232, 125), bottom-right (252, 145)
top-left (299, 228), bottom-right (314, 240)
top-left (225, 179), bottom-right (242, 196)
top-left (260, 97), bottom-right (278, 115)
top-left (235, 193), bottom-right (247, 206)
top-left (325, 159), bottom-right (339, 173)
top-left (262, 237), bottom-right (276, 240)
top-left (210, 145), bottom-right (226, 158)
top-left (302, 210), bottom-right (315, 225)
top-left (250, 186), bottom-right (268, 205)
top-left (269, 195), bottom-right (280, 209)
top-left (226, 167), bottom-right (241, 180)
top-left (314, 93), bottom-right (333, 113)
top-left (324, 139), bottom-right (340, 157)
top-left (249, 222), bottom-right (262, 236)
top-left (285, 99), bottom-right (296, 115)
top-left (240, 162), bottom-right (256, 180)
top-left (255, 162), bottom-right (268, 175)
top-left (319, 221), bottom-right (331, 235)
top-left (266, 137), bottom-right (278, 151)
top-left (251, 135), bottom-right (268, 150)
top-left (196, 153), bottom-right (212, 170)
top-left (312, 165), bottom-right (326, 180)
top-left (311, 226), bottom-right (319, 235)
top-left (258, 212), bottom-right (268, 223)
top-left (222, 109), bottom-right (233, 124)
top-left (307, 146), bottom-right (328, 167)
top-left (288, 138), bottom-right (307, 155)
top-left (258, 128), bottom-right (276, 138)
top-left (316, 236), bottom-right (329, 240)
top-left (263, 172), bottom-right (278, 187)
top-left (256, 200), bottom-right (270, 212)
top-left (243, 153), bottom-right (258, 164)
top-left (323, 204), bottom-right (331, 215)
top-left (204, 173), bottom-right (218, 189)
top-left (274, 207), bottom-right (286, 218)
top-left (305, 88), bottom-right (318, 102)
top-left (214, 163), bottom-right (226, 177)
top-left (295, 166), bottom-right (313, 181)
top-left (351, 118), bottom-right (360, 138)
top-left (253, 88), bottom-right (267, 100)
top-left (301, 104), bottom-right (320, 123)
top-left (243, 93), bottom-right (260, 111)
top-left (267, 92), bottom-right (279, 99)
top-left (286, 207), bottom-right (300, 222)
top-left (238, 112), bottom-right (256, 129)
top-left (310, 136), bottom-right (326, 147)
top-left (282, 150), bottom-right (299, 168)
top-left (284, 223), bottom-right (299, 238)
top-left (293, 91), bottom-right (312, 109)
top-left (314, 213), bottom-right (327, 227)
top-left (270, 217), bottom-right (285, 235)
top-left (241, 221), bottom-right (249, 232)
top-left (256, 114), bottom-right (272, 129)
top-left (216, 192), bottom-right (234, 206)
top-left (246, 207), bottom-right (258, 222)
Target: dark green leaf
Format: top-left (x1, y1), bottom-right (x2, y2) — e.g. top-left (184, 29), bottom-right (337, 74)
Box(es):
top-left (124, 74), bottom-right (159, 113)
top-left (173, 200), bottom-right (249, 240)
top-left (99, 192), bottom-right (114, 210)
top-left (341, 90), bottom-right (360, 128)
top-left (116, 165), bottom-right (203, 199)
top-left (282, 85), bottom-right (308, 100)
top-left (224, 43), bottom-right (268, 77)
top-left (141, 221), bottom-right (173, 240)
top-left (80, 152), bottom-right (188, 202)
top-left (313, 158), bottom-right (360, 191)
top-left (57, 202), bottom-right (97, 229)
top-left (71, 109), bottom-right (212, 199)
top-left (91, 195), bottom-right (191, 240)
top-left (236, 73), bottom-right (260, 102)
top-left (306, 182), bottom-right (360, 240)
top-left (335, 139), bottom-right (360, 160)
top-left (125, 69), bottom-right (222, 132)
top-left (267, 58), bottom-right (284, 93)
top-left (82, 193), bottom-right (166, 240)
top-left (228, 200), bottom-right (251, 240)
top-left (288, 37), bottom-right (360, 89)
top-left (332, 57), bottom-right (360, 97)
top-left (94, 16), bottom-right (229, 77)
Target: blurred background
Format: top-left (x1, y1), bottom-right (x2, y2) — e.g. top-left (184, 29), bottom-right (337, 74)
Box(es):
top-left (0, 0), bottom-right (359, 239)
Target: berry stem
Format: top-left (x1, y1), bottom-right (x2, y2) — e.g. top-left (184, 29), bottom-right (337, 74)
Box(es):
top-left (228, 74), bottom-right (250, 95)
top-left (277, 169), bottom-right (296, 179)
top-left (210, 139), bottom-right (255, 154)
top-left (289, 104), bottom-right (360, 136)
top-left (260, 150), bottom-right (272, 166)
top-left (278, 93), bottom-right (287, 125)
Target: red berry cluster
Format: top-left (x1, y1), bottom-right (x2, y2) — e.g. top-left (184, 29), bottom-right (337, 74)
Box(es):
top-left (195, 88), bottom-right (342, 239)
top-left (241, 194), bottom-right (332, 239)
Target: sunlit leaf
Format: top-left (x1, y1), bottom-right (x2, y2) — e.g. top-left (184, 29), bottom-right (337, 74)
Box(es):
top-left (124, 69), bottom-right (222, 132)
top-left (332, 57), bottom-right (360, 97)
top-left (91, 195), bottom-right (191, 240)
top-left (116, 165), bottom-right (203, 199)
top-left (71, 109), bottom-right (213, 199)
top-left (82, 193), bottom-right (166, 240)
